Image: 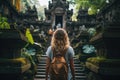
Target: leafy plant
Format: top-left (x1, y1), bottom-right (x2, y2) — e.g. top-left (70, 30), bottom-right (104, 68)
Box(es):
top-left (0, 17), bottom-right (10, 29)
top-left (71, 0), bottom-right (106, 15)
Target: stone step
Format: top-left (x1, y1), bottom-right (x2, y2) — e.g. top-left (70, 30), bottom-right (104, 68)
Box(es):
top-left (75, 69), bottom-right (85, 73)
top-left (37, 61), bottom-right (81, 64)
top-left (36, 71), bottom-right (85, 76)
top-left (35, 74), bottom-right (86, 80)
top-left (37, 62), bottom-right (84, 68)
top-left (74, 61), bottom-right (81, 64)
top-left (41, 55), bottom-right (47, 57)
top-left (34, 78), bottom-right (45, 80)
top-left (37, 64), bottom-right (46, 66)
top-left (36, 68), bottom-right (45, 71)
top-left (34, 55), bottom-right (86, 80)
top-left (42, 55), bottom-right (78, 57)
top-left (39, 58), bottom-right (46, 60)
top-left (75, 66), bottom-right (84, 69)
top-left (75, 72), bottom-right (86, 76)
top-left (75, 75), bottom-right (87, 79)
top-left (74, 64), bottom-right (83, 67)
top-left (37, 66), bottom-right (83, 69)
top-left (40, 58), bottom-right (78, 60)
top-left (37, 72), bottom-right (46, 75)
top-left (37, 64), bottom-right (83, 67)
top-left (38, 61), bottom-right (46, 64)
top-left (37, 66), bottom-right (46, 69)
top-left (36, 69), bottom-right (84, 75)
top-left (42, 55), bottom-right (77, 58)
top-left (35, 74), bottom-right (46, 78)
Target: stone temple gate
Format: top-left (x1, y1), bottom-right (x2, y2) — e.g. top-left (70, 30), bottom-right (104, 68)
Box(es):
top-left (44, 0), bottom-right (73, 29)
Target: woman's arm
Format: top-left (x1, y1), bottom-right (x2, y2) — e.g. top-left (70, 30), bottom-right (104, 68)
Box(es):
top-left (45, 57), bottom-right (51, 80)
top-left (70, 58), bottom-right (75, 80)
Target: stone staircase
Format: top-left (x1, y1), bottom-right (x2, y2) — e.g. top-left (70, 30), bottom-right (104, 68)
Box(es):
top-left (34, 55), bottom-right (86, 80)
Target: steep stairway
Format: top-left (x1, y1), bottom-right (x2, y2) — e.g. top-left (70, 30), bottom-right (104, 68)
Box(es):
top-left (34, 55), bottom-right (86, 80)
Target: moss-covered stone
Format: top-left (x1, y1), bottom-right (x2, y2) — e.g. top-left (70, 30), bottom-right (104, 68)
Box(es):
top-left (86, 57), bottom-right (120, 67)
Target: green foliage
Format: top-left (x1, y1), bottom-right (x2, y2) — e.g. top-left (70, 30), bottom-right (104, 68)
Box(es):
top-left (21, 48), bottom-right (37, 74)
top-left (0, 58), bottom-right (28, 65)
top-left (0, 17), bottom-right (10, 29)
top-left (87, 28), bottom-right (96, 37)
top-left (75, 0), bottom-right (90, 9)
top-left (87, 57), bottom-right (106, 65)
top-left (88, 5), bottom-right (97, 15)
top-left (87, 57), bottom-right (120, 67)
top-left (74, 0), bottom-right (106, 15)
top-left (89, 0), bottom-right (106, 9)
top-left (88, 0), bottom-right (106, 15)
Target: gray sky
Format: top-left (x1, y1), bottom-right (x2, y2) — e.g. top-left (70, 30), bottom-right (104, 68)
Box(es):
top-left (38, 0), bottom-right (50, 6)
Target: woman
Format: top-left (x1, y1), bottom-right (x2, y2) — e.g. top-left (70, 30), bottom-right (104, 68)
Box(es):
top-left (45, 28), bottom-right (75, 80)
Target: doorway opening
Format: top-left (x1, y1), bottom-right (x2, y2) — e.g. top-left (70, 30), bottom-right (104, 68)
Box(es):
top-left (55, 15), bottom-right (63, 28)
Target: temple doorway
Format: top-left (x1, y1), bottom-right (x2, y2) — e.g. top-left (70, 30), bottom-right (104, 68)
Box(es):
top-left (55, 15), bottom-right (63, 28)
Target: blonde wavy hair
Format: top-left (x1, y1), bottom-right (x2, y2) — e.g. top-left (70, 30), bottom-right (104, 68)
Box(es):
top-left (51, 28), bottom-right (70, 52)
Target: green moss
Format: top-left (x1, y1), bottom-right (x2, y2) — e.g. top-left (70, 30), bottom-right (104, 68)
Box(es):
top-left (87, 57), bottom-right (106, 65)
top-left (0, 58), bottom-right (27, 65)
top-left (86, 57), bottom-right (120, 67)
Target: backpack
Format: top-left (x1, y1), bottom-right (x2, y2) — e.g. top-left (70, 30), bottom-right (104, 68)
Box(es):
top-left (49, 48), bottom-right (68, 80)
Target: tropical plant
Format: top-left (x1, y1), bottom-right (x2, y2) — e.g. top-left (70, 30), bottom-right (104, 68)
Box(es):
top-left (0, 17), bottom-right (10, 29)
top-left (68, 0), bottom-right (106, 15)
